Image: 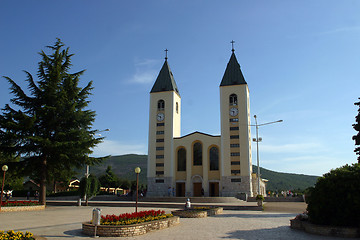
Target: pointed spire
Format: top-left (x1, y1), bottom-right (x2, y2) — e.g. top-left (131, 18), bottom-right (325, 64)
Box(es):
top-left (220, 42), bottom-right (247, 86)
top-left (150, 52), bottom-right (179, 94)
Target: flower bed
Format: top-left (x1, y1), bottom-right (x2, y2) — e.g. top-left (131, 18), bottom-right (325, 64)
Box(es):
top-left (0, 230), bottom-right (35, 240)
top-left (172, 207), bottom-right (223, 218)
top-left (1, 201), bottom-right (40, 207)
top-left (1, 201), bottom-right (44, 212)
top-left (100, 210), bottom-right (173, 225)
top-left (82, 210), bottom-right (179, 237)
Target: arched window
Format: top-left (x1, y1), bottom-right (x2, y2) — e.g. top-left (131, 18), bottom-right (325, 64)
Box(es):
top-left (158, 100), bottom-right (165, 111)
top-left (193, 142), bottom-right (202, 166)
top-left (177, 148), bottom-right (186, 171)
top-left (229, 94), bottom-right (237, 106)
top-left (209, 147), bottom-right (219, 171)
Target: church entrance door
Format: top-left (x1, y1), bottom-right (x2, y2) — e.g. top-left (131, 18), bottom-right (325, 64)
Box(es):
top-left (176, 183), bottom-right (185, 197)
top-left (193, 183), bottom-right (202, 197)
top-left (209, 182), bottom-right (219, 197)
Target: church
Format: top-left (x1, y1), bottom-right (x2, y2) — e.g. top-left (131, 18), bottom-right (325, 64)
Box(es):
top-left (147, 45), bottom-right (263, 198)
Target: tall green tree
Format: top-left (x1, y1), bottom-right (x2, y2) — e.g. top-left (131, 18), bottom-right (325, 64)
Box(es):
top-left (0, 152), bottom-right (23, 190)
top-left (99, 166), bottom-right (119, 191)
top-left (353, 98), bottom-right (360, 163)
top-left (0, 39), bottom-right (103, 205)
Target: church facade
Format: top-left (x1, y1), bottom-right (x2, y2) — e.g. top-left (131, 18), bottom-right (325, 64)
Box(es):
top-left (147, 47), bottom-right (255, 197)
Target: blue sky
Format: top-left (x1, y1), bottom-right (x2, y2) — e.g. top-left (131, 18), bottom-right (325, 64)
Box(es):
top-left (1, 1), bottom-right (359, 176)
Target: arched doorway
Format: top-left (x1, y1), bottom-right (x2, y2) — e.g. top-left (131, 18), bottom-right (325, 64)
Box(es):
top-left (192, 175), bottom-right (203, 197)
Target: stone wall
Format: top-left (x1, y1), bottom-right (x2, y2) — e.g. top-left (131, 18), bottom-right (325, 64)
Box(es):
top-left (146, 177), bottom-right (173, 197)
top-left (82, 216), bottom-right (180, 237)
top-left (221, 176), bottom-right (251, 197)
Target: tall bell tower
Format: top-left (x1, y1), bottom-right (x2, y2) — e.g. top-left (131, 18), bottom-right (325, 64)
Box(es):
top-left (147, 51), bottom-right (181, 197)
top-left (219, 43), bottom-right (253, 197)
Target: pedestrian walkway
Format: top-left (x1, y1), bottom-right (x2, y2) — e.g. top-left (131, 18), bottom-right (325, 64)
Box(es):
top-left (0, 203), bottom-right (340, 240)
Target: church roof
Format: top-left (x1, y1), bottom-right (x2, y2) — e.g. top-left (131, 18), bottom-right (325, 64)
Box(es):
top-left (150, 60), bottom-right (180, 94)
top-left (220, 51), bottom-right (247, 86)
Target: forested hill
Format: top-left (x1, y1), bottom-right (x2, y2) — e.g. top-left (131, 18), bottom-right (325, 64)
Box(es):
top-left (87, 154), bottom-right (319, 191)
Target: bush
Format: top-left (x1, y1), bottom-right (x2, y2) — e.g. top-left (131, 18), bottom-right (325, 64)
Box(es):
top-left (255, 194), bottom-right (264, 201)
top-left (307, 163), bottom-right (360, 227)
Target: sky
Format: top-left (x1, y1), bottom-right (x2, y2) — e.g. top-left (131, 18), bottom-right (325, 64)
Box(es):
top-left (1, 0), bottom-right (359, 176)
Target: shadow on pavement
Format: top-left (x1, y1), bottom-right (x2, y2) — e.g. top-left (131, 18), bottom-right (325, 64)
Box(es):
top-left (221, 226), bottom-right (325, 240)
top-left (212, 213), bottom-right (296, 219)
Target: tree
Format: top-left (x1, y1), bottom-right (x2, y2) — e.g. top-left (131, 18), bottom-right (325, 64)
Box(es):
top-left (0, 39), bottom-right (103, 205)
top-left (353, 98), bottom-right (360, 163)
top-left (98, 166), bottom-right (118, 192)
top-left (79, 174), bottom-right (100, 205)
top-left (0, 152), bottom-right (23, 190)
top-left (307, 163), bottom-right (360, 227)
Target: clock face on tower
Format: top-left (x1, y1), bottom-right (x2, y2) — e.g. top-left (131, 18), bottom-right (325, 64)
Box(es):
top-left (229, 107), bottom-right (238, 116)
top-left (157, 113), bottom-right (165, 121)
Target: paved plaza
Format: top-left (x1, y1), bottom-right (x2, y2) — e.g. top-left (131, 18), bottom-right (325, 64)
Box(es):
top-left (0, 202), bottom-right (345, 240)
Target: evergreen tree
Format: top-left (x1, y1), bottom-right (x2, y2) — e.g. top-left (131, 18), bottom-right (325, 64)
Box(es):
top-left (99, 166), bottom-right (119, 192)
top-left (0, 39), bottom-right (103, 205)
top-left (353, 98), bottom-right (360, 163)
top-left (0, 152), bottom-right (23, 190)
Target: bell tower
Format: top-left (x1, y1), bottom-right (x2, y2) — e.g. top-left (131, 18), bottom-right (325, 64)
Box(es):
top-left (147, 51), bottom-right (181, 197)
top-left (219, 42), bottom-right (253, 197)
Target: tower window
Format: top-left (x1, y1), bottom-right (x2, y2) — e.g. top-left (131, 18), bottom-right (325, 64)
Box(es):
top-left (230, 135), bottom-right (239, 139)
top-left (230, 144), bottom-right (240, 148)
top-left (193, 142), bottom-right (202, 166)
top-left (230, 127), bottom-right (239, 131)
top-left (158, 100), bottom-right (165, 111)
top-left (231, 170), bottom-right (240, 174)
top-left (231, 152), bottom-right (240, 156)
top-left (176, 102), bottom-right (179, 113)
top-left (177, 147), bottom-right (186, 171)
top-left (229, 94), bottom-right (238, 106)
top-left (156, 131), bottom-right (164, 135)
top-left (209, 146), bottom-right (219, 171)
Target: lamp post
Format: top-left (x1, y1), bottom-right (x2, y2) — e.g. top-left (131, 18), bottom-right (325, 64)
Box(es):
top-left (0, 165), bottom-right (8, 211)
top-left (134, 167), bottom-right (141, 213)
top-left (84, 128), bottom-right (110, 204)
top-left (252, 115), bottom-right (283, 196)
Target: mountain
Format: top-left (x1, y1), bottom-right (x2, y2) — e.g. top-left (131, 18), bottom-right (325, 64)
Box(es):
top-left (86, 154), bottom-right (319, 191)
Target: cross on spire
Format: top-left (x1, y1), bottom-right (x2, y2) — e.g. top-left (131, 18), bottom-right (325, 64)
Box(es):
top-left (165, 49), bottom-right (168, 60)
top-left (231, 40), bottom-right (235, 53)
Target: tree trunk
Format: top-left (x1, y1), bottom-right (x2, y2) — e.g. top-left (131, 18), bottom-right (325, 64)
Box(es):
top-left (39, 156), bottom-right (47, 206)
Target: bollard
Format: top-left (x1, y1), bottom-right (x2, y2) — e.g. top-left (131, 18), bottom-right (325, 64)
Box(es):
top-left (92, 208), bottom-right (101, 237)
top-left (77, 198), bottom-right (81, 206)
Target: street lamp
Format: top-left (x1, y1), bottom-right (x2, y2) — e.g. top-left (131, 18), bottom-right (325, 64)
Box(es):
top-left (84, 128), bottom-right (110, 204)
top-left (0, 165), bottom-right (8, 210)
top-left (252, 115), bottom-right (283, 196)
top-left (134, 167), bottom-right (141, 213)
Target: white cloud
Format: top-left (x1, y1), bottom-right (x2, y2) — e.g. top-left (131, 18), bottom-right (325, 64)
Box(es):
top-left (317, 26), bottom-right (360, 36)
top-left (130, 71), bottom-right (157, 84)
top-left (128, 58), bottom-right (160, 84)
top-left (91, 139), bottom-right (147, 157)
top-left (257, 142), bottom-right (325, 154)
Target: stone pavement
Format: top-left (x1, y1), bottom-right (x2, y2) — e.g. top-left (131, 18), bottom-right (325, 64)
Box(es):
top-left (0, 203), bottom-right (344, 240)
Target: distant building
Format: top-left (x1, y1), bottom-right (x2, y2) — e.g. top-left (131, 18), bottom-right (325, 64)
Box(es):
top-left (147, 45), bottom-right (265, 197)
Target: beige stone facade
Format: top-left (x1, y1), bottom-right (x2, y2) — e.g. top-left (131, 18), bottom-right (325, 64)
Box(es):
top-left (147, 50), bottom-right (261, 198)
